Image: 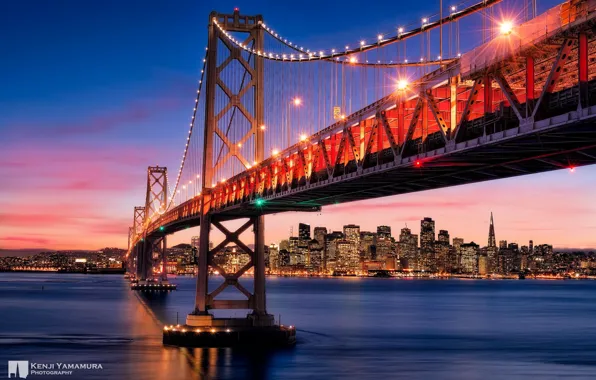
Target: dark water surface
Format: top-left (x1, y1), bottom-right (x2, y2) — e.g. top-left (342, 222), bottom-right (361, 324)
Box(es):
top-left (1, 273), bottom-right (596, 379)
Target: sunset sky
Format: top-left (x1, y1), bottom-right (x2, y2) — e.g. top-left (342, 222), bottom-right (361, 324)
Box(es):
top-left (2, 0), bottom-right (595, 252)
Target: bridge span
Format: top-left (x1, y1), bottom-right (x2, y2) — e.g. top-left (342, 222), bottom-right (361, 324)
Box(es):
top-left (126, 0), bottom-right (596, 344)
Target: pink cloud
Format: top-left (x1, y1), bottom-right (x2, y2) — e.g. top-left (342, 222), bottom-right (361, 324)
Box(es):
top-left (0, 236), bottom-right (52, 246)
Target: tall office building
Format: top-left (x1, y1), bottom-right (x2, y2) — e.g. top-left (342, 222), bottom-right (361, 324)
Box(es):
top-left (268, 244), bottom-right (279, 270)
top-left (377, 225), bottom-right (391, 240)
top-left (486, 212), bottom-right (498, 273)
top-left (343, 224), bottom-right (360, 244)
top-left (299, 223), bottom-right (311, 241)
top-left (452, 237), bottom-right (464, 271)
top-left (460, 242), bottom-right (480, 274)
top-left (420, 218), bottom-right (435, 271)
top-left (324, 231), bottom-right (344, 271)
top-left (435, 229), bottom-right (450, 273)
top-left (488, 212), bottom-right (496, 247)
top-left (499, 240), bottom-right (508, 249)
top-left (360, 231), bottom-right (376, 260)
top-left (313, 227), bottom-right (327, 247)
top-left (398, 227), bottom-right (419, 270)
top-left (335, 240), bottom-right (360, 272)
top-left (308, 239), bottom-right (324, 271)
top-left (437, 230), bottom-right (450, 244)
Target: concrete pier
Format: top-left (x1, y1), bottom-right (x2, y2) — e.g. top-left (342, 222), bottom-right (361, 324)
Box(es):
top-left (131, 281), bottom-right (177, 291)
top-left (162, 318), bottom-right (295, 347)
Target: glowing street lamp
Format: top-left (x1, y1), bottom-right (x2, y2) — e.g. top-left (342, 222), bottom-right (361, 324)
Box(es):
top-left (499, 20), bottom-right (514, 36)
top-left (396, 79), bottom-right (409, 91)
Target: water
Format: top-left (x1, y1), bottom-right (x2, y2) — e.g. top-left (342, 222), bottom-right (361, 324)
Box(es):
top-left (1, 273), bottom-right (596, 379)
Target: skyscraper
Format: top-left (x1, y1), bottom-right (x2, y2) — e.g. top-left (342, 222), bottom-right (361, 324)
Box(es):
top-left (452, 237), bottom-right (464, 272)
top-left (487, 212), bottom-right (498, 273)
top-left (488, 212), bottom-right (496, 247)
top-left (343, 224), bottom-right (360, 244)
top-left (377, 225), bottom-right (391, 239)
top-left (398, 227), bottom-right (419, 270)
top-left (313, 227), bottom-right (327, 247)
top-left (335, 240), bottom-right (360, 273)
top-left (420, 218), bottom-right (435, 271)
top-left (438, 230), bottom-right (450, 244)
top-left (299, 223), bottom-right (311, 240)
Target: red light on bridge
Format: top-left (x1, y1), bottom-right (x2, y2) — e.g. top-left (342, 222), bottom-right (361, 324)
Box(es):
top-left (415, 160), bottom-right (422, 167)
top-left (569, 166), bottom-right (576, 173)
top-left (234, 7), bottom-right (239, 11)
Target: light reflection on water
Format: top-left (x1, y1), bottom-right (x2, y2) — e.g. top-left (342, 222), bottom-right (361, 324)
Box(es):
top-left (1, 273), bottom-right (596, 379)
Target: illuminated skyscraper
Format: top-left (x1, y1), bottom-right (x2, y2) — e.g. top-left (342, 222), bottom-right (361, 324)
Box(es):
top-left (452, 237), bottom-right (464, 272)
top-left (487, 212), bottom-right (498, 273)
top-left (343, 224), bottom-right (360, 244)
top-left (488, 212), bottom-right (496, 247)
top-left (398, 227), bottom-right (419, 270)
top-left (377, 225), bottom-right (391, 239)
top-left (313, 227), bottom-right (327, 247)
top-left (299, 223), bottom-right (311, 240)
top-left (420, 218), bottom-right (435, 271)
top-left (335, 240), bottom-right (360, 272)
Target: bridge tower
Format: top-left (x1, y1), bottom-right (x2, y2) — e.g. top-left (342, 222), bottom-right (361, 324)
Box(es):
top-left (132, 206), bottom-right (145, 279)
top-left (187, 9), bottom-right (273, 327)
top-left (140, 166), bottom-right (169, 282)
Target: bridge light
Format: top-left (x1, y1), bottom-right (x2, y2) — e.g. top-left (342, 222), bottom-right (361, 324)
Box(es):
top-left (349, 57), bottom-right (357, 64)
top-left (300, 134), bottom-right (308, 142)
top-left (377, 34), bottom-right (383, 41)
top-left (360, 40), bottom-right (365, 46)
top-left (159, 226), bottom-right (165, 232)
top-left (499, 21), bottom-right (514, 36)
top-left (396, 79), bottom-right (409, 91)
top-left (451, 5), bottom-right (456, 12)
top-left (237, 142), bottom-right (242, 148)
top-left (293, 97), bottom-right (301, 106)
top-left (422, 18), bottom-right (428, 24)
top-left (260, 124), bottom-right (266, 130)
top-left (255, 198), bottom-right (265, 207)
top-left (569, 166), bottom-right (576, 173)
top-left (398, 27), bottom-right (404, 34)
top-left (415, 160), bottom-right (422, 167)
top-left (272, 149), bottom-right (280, 156)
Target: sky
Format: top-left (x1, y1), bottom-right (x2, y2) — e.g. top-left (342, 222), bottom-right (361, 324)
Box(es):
top-left (1, 0), bottom-right (594, 252)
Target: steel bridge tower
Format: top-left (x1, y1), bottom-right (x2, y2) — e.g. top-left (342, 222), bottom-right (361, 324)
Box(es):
top-left (187, 9), bottom-right (272, 327)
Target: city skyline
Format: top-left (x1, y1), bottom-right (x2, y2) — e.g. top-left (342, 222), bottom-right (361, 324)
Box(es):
top-left (2, 0), bottom-right (596, 251)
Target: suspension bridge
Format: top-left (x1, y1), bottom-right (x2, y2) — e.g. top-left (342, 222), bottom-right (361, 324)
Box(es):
top-left (126, 0), bottom-right (596, 346)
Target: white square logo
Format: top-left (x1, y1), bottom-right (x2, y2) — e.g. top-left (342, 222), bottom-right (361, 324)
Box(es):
top-left (7, 361), bottom-right (29, 379)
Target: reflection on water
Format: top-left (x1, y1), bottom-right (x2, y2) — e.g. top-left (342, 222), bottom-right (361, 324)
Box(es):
top-left (1, 273), bottom-right (596, 379)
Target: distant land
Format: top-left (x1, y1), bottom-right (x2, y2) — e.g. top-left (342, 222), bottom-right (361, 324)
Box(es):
top-left (0, 248), bottom-right (126, 257)
top-left (0, 246), bottom-right (593, 258)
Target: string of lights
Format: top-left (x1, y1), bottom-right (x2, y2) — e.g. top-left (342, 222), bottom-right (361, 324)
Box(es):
top-left (167, 48), bottom-right (208, 210)
top-left (213, 0), bottom-right (501, 64)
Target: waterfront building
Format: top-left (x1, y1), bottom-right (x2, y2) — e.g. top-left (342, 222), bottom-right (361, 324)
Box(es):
top-left (460, 242), bottom-right (479, 274)
top-left (420, 217), bottom-right (435, 271)
top-left (335, 240), bottom-right (360, 272)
